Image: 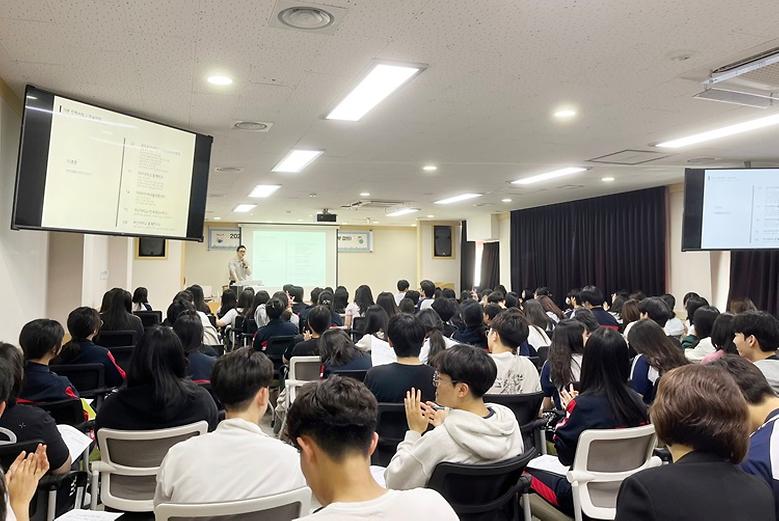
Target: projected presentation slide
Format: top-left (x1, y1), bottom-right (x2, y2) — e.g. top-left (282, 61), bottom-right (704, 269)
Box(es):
top-left (701, 169), bottom-right (779, 249)
top-left (40, 96), bottom-right (195, 236)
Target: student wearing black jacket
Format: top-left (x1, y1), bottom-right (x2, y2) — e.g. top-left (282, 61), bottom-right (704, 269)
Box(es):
top-left (529, 328), bottom-right (648, 516)
top-left (18, 319), bottom-right (79, 403)
top-left (95, 326), bottom-right (218, 432)
top-left (616, 364), bottom-right (774, 521)
top-left (253, 298), bottom-right (300, 351)
top-left (452, 301), bottom-right (487, 348)
top-left (173, 312), bottom-right (216, 382)
top-left (53, 307), bottom-right (126, 388)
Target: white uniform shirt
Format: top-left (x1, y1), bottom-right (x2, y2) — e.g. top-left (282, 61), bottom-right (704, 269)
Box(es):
top-left (228, 257), bottom-right (251, 282)
top-left (295, 488), bottom-right (458, 520)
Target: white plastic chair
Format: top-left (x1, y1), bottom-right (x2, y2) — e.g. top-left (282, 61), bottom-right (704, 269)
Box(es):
top-left (567, 424), bottom-right (660, 521)
top-left (285, 356), bottom-right (321, 406)
top-left (154, 487), bottom-right (312, 521)
top-left (91, 421), bottom-right (209, 512)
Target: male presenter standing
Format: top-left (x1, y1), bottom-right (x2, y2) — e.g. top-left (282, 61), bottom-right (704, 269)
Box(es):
top-left (228, 245), bottom-right (252, 284)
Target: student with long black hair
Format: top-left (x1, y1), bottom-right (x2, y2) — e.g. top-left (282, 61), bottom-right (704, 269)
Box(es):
top-left (250, 290), bottom-right (271, 327)
top-left (100, 287), bottom-right (144, 340)
top-left (54, 306), bottom-right (126, 387)
top-left (701, 312), bottom-right (739, 364)
top-left (626, 319), bottom-right (688, 404)
top-left (186, 285), bottom-right (211, 314)
top-left (345, 285), bottom-right (375, 329)
top-left (540, 319), bottom-right (586, 411)
top-left (355, 305), bottom-right (390, 353)
top-left (376, 291), bottom-right (399, 319)
top-left (418, 308), bottom-right (458, 364)
top-left (333, 286), bottom-right (349, 315)
top-left (131, 286), bottom-right (152, 312)
top-left (217, 290), bottom-right (237, 319)
top-left (95, 326), bottom-right (218, 432)
top-left (217, 289), bottom-right (253, 328)
top-left (319, 329), bottom-right (371, 377)
top-left (530, 328), bottom-right (648, 516)
top-left (452, 301), bottom-right (487, 348)
top-left (173, 312), bottom-right (216, 382)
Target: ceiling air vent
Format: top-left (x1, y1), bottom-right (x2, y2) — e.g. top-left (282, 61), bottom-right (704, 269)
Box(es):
top-left (269, 1), bottom-right (348, 34)
top-left (342, 199), bottom-right (408, 209)
top-left (695, 46), bottom-right (779, 109)
top-left (589, 150), bottom-right (668, 165)
top-left (233, 121), bottom-right (273, 132)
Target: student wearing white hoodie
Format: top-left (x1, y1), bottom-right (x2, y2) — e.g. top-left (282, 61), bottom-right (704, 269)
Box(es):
top-left (486, 309), bottom-right (541, 395)
top-left (384, 345), bottom-right (525, 489)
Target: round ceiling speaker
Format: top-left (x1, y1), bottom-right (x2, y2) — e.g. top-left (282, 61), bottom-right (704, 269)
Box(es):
top-left (234, 121), bottom-right (269, 131)
top-left (278, 7), bottom-right (334, 30)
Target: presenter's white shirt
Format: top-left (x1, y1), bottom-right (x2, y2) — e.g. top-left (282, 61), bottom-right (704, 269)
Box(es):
top-left (228, 257), bottom-right (251, 282)
top-left (294, 488), bottom-right (458, 520)
top-left (154, 418), bottom-right (305, 505)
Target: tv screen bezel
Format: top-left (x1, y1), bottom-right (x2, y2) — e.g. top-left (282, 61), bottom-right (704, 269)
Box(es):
top-left (11, 84), bottom-right (213, 242)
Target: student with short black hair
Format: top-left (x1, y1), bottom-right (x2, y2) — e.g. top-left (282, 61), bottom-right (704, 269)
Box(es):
top-left (0, 342), bottom-right (71, 475)
top-left (452, 301), bottom-right (487, 348)
top-left (385, 345), bottom-right (524, 489)
top-left (627, 319), bottom-right (688, 404)
top-left (661, 293), bottom-right (685, 338)
top-left (405, 290), bottom-right (421, 306)
top-left (95, 326), bottom-right (218, 432)
top-left (286, 305), bottom-right (330, 362)
top-left (682, 295), bottom-right (709, 338)
top-left (418, 280), bottom-right (436, 311)
top-left (506, 291), bottom-right (520, 310)
top-left (18, 319), bottom-right (78, 402)
top-left (398, 297), bottom-right (416, 314)
top-left (713, 355), bottom-right (779, 519)
top-left (155, 348), bottom-right (305, 505)
top-left (252, 297), bottom-right (300, 351)
top-left (701, 312), bottom-right (739, 364)
top-left (54, 306), bottom-right (126, 388)
top-left (286, 377), bottom-right (457, 519)
top-left (637, 297), bottom-right (671, 328)
top-left (395, 279), bottom-right (410, 305)
top-left (319, 329), bottom-right (371, 377)
top-left (289, 285), bottom-right (306, 316)
top-left (483, 303), bottom-right (503, 328)
top-left (131, 286), bottom-right (152, 312)
top-left (486, 309), bottom-right (541, 395)
top-left (364, 313), bottom-right (435, 403)
top-left (735, 311), bottom-right (779, 393)
top-left (487, 291), bottom-right (505, 306)
top-left (684, 305), bottom-right (720, 361)
top-left (578, 286), bottom-right (619, 329)
top-left (616, 364), bottom-right (774, 521)
top-left (172, 312), bottom-right (215, 382)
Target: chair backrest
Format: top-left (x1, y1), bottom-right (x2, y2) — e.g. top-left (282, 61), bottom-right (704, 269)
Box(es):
top-left (351, 316), bottom-right (366, 332)
top-left (133, 310), bottom-right (163, 327)
top-left (96, 330), bottom-right (138, 348)
top-left (372, 403), bottom-right (406, 467)
top-left (427, 450), bottom-right (536, 521)
top-left (0, 439), bottom-right (44, 470)
top-left (108, 345), bottom-right (135, 371)
top-left (568, 424), bottom-right (659, 520)
top-left (266, 336), bottom-right (298, 368)
top-left (96, 421), bottom-right (208, 512)
top-left (234, 315), bottom-right (245, 331)
top-left (329, 369), bottom-right (367, 382)
top-left (289, 356), bottom-right (321, 381)
top-left (36, 399), bottom-right (84, 427)
top-left (242, 317), bottom-right (258, 335)
top-left (50, 363), bottom-right (106, 395)
top-left (485, 392), bottom-right (545, 452)
top-left (207, 314), bottom-right (217, 328)
top-left (154, 487), bottom-right (312, 521)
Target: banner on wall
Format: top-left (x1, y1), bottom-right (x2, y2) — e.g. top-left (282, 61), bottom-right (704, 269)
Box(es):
top-left (208, 227), bottom-right (241, 250)
top-left (338, 231), bottom-right (373, 252)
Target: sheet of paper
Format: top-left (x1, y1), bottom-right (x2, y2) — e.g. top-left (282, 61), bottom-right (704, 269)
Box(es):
top-left (55, 509), bottom-right (123, 521)
top-left (526, 454), bottom-right (570, 476)
top-left (56, 424), bottom-right (92, 462)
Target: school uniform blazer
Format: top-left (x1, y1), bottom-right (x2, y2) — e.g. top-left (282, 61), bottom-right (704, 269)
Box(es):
top-left (616, 451), bottom-right (776, 521)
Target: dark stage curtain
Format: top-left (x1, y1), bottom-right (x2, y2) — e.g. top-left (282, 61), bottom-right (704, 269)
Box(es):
top-left (729, 251), bottom-right (779, 316)
top-left (460, 221), bottom-right (475, 293)
top-left (510, 187), bottom-right (666, 306)
top-left (480, 242), bottom-right (500, 290)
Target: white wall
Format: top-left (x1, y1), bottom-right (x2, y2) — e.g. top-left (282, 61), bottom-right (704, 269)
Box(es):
top-left (0, 81), bottom-right (50, 342)
top-left (418, 221), bottom-right (461, 293)
top-left (81, 234), bottom-right (110, 310)
top-left (132, 239), bottom-right (184, 308)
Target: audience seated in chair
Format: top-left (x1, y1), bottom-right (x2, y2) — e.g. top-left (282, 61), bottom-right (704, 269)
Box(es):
top-left (384, 345), bottom-right (524, 490)
top-left (417, 280), bottom-right (436, 311)
top-left (522, 300), bottom-right (553, 352)
top-left (398, 297), bottom-right (416, 314)
top-left (284, 305), bottom-right (330, 363)
top-left (486, 309), bottom-right (541, 395)
top-left (376, 291), bottom-right (399, 319)
top-left (418, 309), bottom-right (458, 364)
top-left (155, 347), bottom-right (305, 505)
top-left (364, 313), bottom-right (436, 403)
top-left (18, 319), bottom-right (79, 403)
top-left (615, 364), bottom-right (774, 521)
top-left (217, 289), bottom-right (253, 329)
top-left (660, 293), bottom-right (685, 338)
top-left (95, 326), bottom-right (218, 432)
top-left (684, 305), bottom-right (720, 362)
top-left (345, 285), bottom-right (374, 330)
top-left (355, 306), bottom-right (390, 354)
top-left (319, 330), bottom-right (371, 378)
top-left (131, 286), bottom-right (153, 312)
top-left (578, 286), bottom-right (619, 330)
top-left (680, 295), bottom-right (710, 346)
top-left (700, 312), bottom-right (739, 364)
top-left (626, 319), bottom-right (688, 404)
top-left (100, 287), bottom-right (145, 340)
top-left (53, 306), bottom-right (126, 388)
top-left (452, 301), bottom-right (487, 349)
top-left (172, 313), bottom-right (216, 383)
top-left (540, 319), bottom-right (587, 411)
top-left (734, 311), bottom-right (779, 393)
top-left (0, 343), bottom-right (71, 475)
top-left (284, 376), bottom-right (457, 519)
top-left (253, 298), bottom-right (300, 352)
top-left (529, 328), bottom-right (648, 517)
top-left (394, 279), bottom-right (409, 306)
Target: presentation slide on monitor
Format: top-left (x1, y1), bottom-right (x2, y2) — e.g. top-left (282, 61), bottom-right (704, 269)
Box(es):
top-left (240, 225), bottom-right (338, 291)
top-left (40, 96), bottom-right (196, 237)
top-left (701, 169), bottom-right (779, 249)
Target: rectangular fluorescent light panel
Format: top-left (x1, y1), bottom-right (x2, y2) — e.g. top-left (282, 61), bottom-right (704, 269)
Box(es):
top-left (271, 149), bottom-right (323, 173)
top-left (387, 207), bottom-right (419, 217)
top-left (249, 184), bottom-right (281, 198)
top-left (326, 63), bottom-right (422, 121)
top-left (512, 167), bottom-right (587, 185)
top-left (434, 193), bottom-right (482, 205)
top-left (656, 113), bottom-right (779, 148)
top-left (233, 204), bottom-right (256, 213)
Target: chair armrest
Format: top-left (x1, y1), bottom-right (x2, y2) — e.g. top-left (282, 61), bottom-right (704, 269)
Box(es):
top-left (520, 418), bottom-right (548, 433)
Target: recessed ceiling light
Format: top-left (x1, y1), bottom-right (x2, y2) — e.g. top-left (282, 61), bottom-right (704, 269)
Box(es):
top-left (435, 193), bottom-right (482, 205)
top-left (426, 214), bottom-right (435, 218)
top-left (233, 204), bottom-right (256, 213)
top-left (387, 207), bottom-right (419, 217)
top-left (233, 121), bottom-right (271, 131)
top-left (272, 149), bottom-right (323, 173)
top-left (213, 217), bottom-right (222, 220)
top-left (656, 113), bottom-right (779, 148)
top-left (278, 6), bottom-right (334, 30)
top-left (601, 177), bottom-right (616, 182)
top-left (297, 219), bottom-right (304, 222)
top-left (360, 192), bottom-right (371, 197)
top-left (207, 75), bottom-right (233, 86)
top-left (326, 63), bottom-right (424, 121)
top-left (501, 198), bottom-right (512, 203)
top-left (512, 167), bottom-right (588, 185)
top-left (249, 184), bottom-right (281, 198)
top-left (422, 164), bottom-right (438, 172)
top-left (553, 107), bottom-right (577, 120)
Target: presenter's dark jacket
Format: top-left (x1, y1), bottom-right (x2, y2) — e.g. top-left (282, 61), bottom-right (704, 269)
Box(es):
top-left (615, 451), bottom-right (776, 521)
top-left (19, 362), bottom-right (79, 403)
